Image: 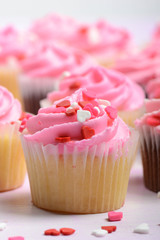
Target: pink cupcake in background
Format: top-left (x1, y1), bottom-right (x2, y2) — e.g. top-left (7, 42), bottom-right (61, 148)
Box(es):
top-left (19, 42), bottom-right (94, 114)
top-left (146, 77), bottom-right (160, 99)
top-left (30, 13), bottom-right (78, 44)
top-left (136, 99), bottom-right (160, 192)
top-left (41, 66), bottom-right (145, 127)
top-left (21, 88), bottom-right (139, 213)
top-left (66, 20), bottom-right (132, 67)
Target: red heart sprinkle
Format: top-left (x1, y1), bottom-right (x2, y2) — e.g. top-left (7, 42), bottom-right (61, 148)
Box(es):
top-left (69, 81), bottom-right (81, 90)
top-left (44, 229), bottom-right (60, 236)
top-left (101, 226), bottom-right (117, 233)
top-left (82, 89), bottom-right (96, 101)
top-left (146, 116), bottom-right (160, 126)
top-left (66, 108), bottom-right (76, 116)
top-left (78, 101), bottom-right (90, 108)
top-left (105, 106), bottom-right (117, 120)
top-left (56, 100), bottom-right (71, 108)
top-left (60, 228), bottom-right (75, 235)
top-left (81, 126), bottom-right (95, 139)
top-left (56, 136), bottom-right (71, 143)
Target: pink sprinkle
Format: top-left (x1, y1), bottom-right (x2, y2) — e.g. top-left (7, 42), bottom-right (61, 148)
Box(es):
top-left (8, 237), bottom-right (24, 240)
top-left (108, 211), bottom-right (123, 221)
top-left (105, 106), bottom-right (117, 120)
top-left (83, 104), bottom-right (99, 118)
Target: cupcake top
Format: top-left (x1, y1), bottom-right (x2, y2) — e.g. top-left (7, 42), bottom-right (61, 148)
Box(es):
top-left (66, 20), bottom-right (131, 62)
top-left (47, 66), bottom-right (145, 111)
top-left (114, 44), bottom-right (160, 86)
top-left (0, 86), bottom-right (22, 124)
top-left (24, 88), bottom-right (130, 153)
top-left (146, 78), bottom-right (160, 99)
top-left (30, 13), bottom-right (78, 43)
top-left (136, 99), bottom-right (160, 130)
top-left (20, 43), bottom-right (94, 78)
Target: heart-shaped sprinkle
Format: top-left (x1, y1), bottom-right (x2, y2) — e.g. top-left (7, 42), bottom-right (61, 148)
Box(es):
top-left (0, 222), bottom-right (6, 231)
top-left (69, 81), bottom-right (81, 90)
top-left (83, 104), bottom-right (99, 118)
top-left (82, 89), bottom-right (96, 101)
top-left (71, 102), bottom-right (79, 109)
top-left (105, 106), bottom-right (117, 120)
top-left (92, 229), bottom-right (108, 237)
top-left (82, 126), bottom-right (95, 139)
top-left (108, 211), bottom-right (123, 221)
top-left (56, 100), bottom-right (71, 108)
top-left (101, 226), bottom-right (116, 233)
top-left (44, 229), bottom-right (60, 236)
top-left (60, 228), bottom-right (75, 235)
top-left (133, 223), bottom-right (149, 234)
top-left (8, 237), bottom-right (24, 240)
top-left (66, 107), bottom-right (76, 116)
top-left (146, 116), bottom-right (160, 126)
top-left (77, 110), bottom-right (91, 122)
top-left (56, 136), bottom-right (71, 143)
top-left (78, 101), bottom-right (90, 108)
top-left (98, 99), bottom-right (111, 107)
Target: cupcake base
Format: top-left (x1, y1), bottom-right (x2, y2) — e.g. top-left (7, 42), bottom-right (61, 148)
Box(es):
top-left (21, 129), bottom-right (139, 213)
top-left (140, 126), bottom-right (160, 192)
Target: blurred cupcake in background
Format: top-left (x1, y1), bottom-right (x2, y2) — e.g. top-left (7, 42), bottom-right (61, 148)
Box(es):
top-left (0, 86), bottom-right (30, 192)
top-left (41, 66), bottom-right (145, 127)
top-left (136, 99), bottom-right (160, 193)
top-left (146, 77), bottom-right (160, 99)
top-left (21, 88), bottom-right (139, 213)
top-left (65, 20), bottom-right (132, 67)
top-left (19, 42), bottom-right (94, 114)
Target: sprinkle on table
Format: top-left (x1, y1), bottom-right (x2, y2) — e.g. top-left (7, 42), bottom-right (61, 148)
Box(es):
top-left (101, 226), bottom-right (117, 233)
top-left (108, 211), bottom-right (123, 221)
top-left (44, 228), bottom-right (60, 236)
top-left (60, 228), bottom-right (75, 235)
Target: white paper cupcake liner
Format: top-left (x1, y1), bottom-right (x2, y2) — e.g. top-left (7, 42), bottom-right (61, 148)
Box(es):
top-left (21, 128), bottom-right (139, 213)
top-left (0, 122), bottom-right (26, 191)
top-left (139, 125), bottom-right (160, 192)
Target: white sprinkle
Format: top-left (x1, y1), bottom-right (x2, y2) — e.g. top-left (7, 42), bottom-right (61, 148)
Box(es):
top-left (88, 27), bottom-right (101, 44)
top-left (62, 71), bottom-right (71, 78)
top-left (94, 106), bottom-right (100, 114)
top-left (92, 229), bottom-right (108, 237)
top-left (157, 192), bottom-right (160, 198)
top-left (77, 110), bottom-right (91, 123)
top-left (0, 222), bottom-right (7, 231)
top-left (66, 106), bottom-right (73, 111)
top-left (100, 105), bottom-right (107, 109)
top-left (98, 99), bottom-right (111, 107)
top-left (133, 223), bottom-right (149, 234)
top-left (71, 102), bottom-right (79, 108)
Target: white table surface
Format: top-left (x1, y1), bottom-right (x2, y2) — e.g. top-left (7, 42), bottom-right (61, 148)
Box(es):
top-left (0, 153), bottom-right (159, 240)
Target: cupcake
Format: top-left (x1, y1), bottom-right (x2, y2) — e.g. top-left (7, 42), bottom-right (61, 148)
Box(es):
top-left (0, 86), bottom-right (28, 192)
top-left (19, 43), bottom-right (94, 114)
top-left (136, 99), bottom-right (160, 192)
top-left (146, 77), bottom-right (160, 99)
top-left (21, 88), bottom-right (139, 213)
top-left (65, 20), bottom-right (132, 67)
top-left (42, 66), bottom-right (145, 127)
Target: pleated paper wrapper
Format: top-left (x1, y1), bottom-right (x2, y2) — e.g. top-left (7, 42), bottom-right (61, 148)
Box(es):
top-left (21, 128), bottom-right (139, 213)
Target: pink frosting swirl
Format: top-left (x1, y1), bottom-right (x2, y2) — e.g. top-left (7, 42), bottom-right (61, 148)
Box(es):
top-left (146, 77), bottom-right (160, 99)
top-left (47, 66), bottom-right (145, 111)
top-left (24, 88), bottom-right (130, 152)
top-left (20, 43), bottom-right (94, 78)
top-left (0, 86), bottom-right (22, 124)
top-left (114, 41), bottom-right (160, 86)
top-left (30, 13), bottom-right (78, 43)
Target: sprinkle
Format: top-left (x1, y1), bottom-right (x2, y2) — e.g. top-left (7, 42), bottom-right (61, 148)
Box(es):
top-left (108, 211), bottom-right (123, 221)
top-left (0, 222), bottom-right (7, 231)
top-left (71, 102), bottom-right (79, 108)
top-left (157, 192), bottom-right (160, 198)
top-left (66, 107), bottom-right (76, 116)
top-left (60, 228), bottom-right (75, 235)
top-left (77, 110), bottom-right (91, 123)
top-left (8, 237), bottom-right (24, 240)
top-left (105, 106), bottom-right (117, 120)
top-left (82, 126), bottom-right (95, 139)
top-left (146, 116), bottom-right (160, 127)
top-left (44, 229), bottom-right (60, 236)
top-left (56, 100), bottom-right (71, 108)
top-left (101, 226), bottom-right (116, 233)
top-left (62, 71), bottom-right (71, 78)
top-left (55, 136), bottom-right (71, 143)
top-left (78, 101), bottom-right (90, 108)
top-left (94, 107), bottom-right (100, 115)
top-left (82, 89), bottom-right (96, 101)
top-left (133, 223), bottom-right (149, 234)
top-left (98, 99), bottom-right (111, 107)
top-left (83, 104), bottom-right (99, 117)
top-left (92, 229), bottom-right (108, 237)
top-left (69, 81), bottom-right (81, 90)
